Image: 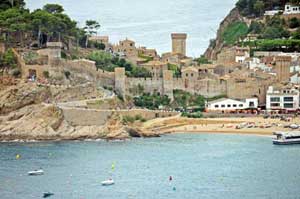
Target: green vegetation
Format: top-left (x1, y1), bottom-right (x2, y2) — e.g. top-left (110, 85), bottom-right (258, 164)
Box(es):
top-left (87, 51), bottom-right (151, 77)
top-left (43, 71), bottom-right (49, 78)
top-left (181, 112), bottom-right (203, 118)
top-left (0, 0), bottom-right (25, 12)
top-left (245, 39), bottom-right (300, 51)
top-left (0, 48), bottom-right (17, 68)
top-left (0, 1), bottom-right (97, 49)
top-left (195, 55), bottom-right (212, 65)
top-left (222, 22), bottom-right (248, 45)
top-left (122, 115), bottom-right (147, 125)
top-left (172, 90), bottom-right (205, 110)
top-left (84, 20), bottom-right (100, 48)
top-left (133, 93), bottom-right (171, 110)
top-left (236, 0), bottom-right (283, 17)
top-left (138, 53), bottom-right (153, 63)
top-left (167, 63), bottom-right (181, 77)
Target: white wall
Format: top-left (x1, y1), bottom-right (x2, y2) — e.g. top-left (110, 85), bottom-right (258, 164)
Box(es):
top-left (266, 87), bottom-right (300, 110)
top-left (284, 5), bottom-right (300, 14)
top-left (207, 98), bottom-right (258, 111)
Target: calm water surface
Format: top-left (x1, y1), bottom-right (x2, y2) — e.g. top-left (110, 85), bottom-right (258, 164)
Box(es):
top-left (1, 133), bottom-right (300, 199)
top-left (25, 0), bottom-right (236, 56)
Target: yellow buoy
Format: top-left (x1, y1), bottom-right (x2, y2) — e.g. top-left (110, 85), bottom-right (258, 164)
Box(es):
top-left (16, 154), bottom-right (21, 159)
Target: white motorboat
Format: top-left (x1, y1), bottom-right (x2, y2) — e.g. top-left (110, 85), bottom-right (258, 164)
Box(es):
top-left (101, 179), bottom-right (114, 186)
top-left (273, 131), bottom-right (300, 145)
top-left (28, 169), bottom-right (44, 176)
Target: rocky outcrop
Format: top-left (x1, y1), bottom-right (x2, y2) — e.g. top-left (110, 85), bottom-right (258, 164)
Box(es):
top-left (0, 82), bottom-right (51, 115)
top-left (0, 104), bottom-right (64, 140)
top-left (0, 102), bottom-right (160, 141)
top-left (0, 80), bottom-right (162, 141)
top-left (204, 8), bottom-right (243, 60)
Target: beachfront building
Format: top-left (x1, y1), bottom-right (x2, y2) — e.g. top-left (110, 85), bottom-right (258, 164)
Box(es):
top-left (206, 98), bottom-right (258, 112)
top-left (266, 86), bottom-right (300, 111)
top-left (284, 3), bottom-right (300, 15)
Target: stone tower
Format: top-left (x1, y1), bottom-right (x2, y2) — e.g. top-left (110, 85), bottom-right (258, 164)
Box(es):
top-left (274, 56), bottom-right (292, 82)
top-left (171, 33), bottom-right (187, 56)
top-left (114, 67), bottom-right (126, 99)
top-left (163, 70), bottom-right (174, 101)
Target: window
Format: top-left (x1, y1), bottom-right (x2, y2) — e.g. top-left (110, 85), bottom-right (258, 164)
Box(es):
top-left (284, 103), bottom-right (294, 108)
top-left (284, 97), bottom-right (293, 102)
top-left (239, 104), bottom-right (243, 107)
top-left (249, 102), bottom-right (255, 107)
top-left (233, 104), bottom-right (237, 107)
top-left (191, 73), bottom-right (194, 77)
top-left (186, 73), bottom-right (188, 77)
top-left (227, 104), bottom-right (231, 108)
top-left (215, 105), bottom-right (219, 108)
top-left (270, 97), bottom-right (280, 102)
top-left (221, 105), bottom-right (225, 108)
top-left (271, 103), bottom-right (280, 107)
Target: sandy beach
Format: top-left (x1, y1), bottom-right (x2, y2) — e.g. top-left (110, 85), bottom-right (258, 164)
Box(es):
top-left (143, 116), bottom-right (300, 136)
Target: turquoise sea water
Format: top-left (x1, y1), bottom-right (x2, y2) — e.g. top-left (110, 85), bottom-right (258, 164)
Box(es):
top-left (25, 0), bottom-right (236, 56)
top-left (1, 133), bottom-right (300, 199)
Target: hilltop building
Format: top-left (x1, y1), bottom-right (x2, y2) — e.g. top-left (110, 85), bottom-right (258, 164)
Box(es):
top-left (171, 33), bottom-right (187, 56)
top-left (284, 3), bottom-right (300, 15)
top-left (88, 36), bottom-right (109, 49)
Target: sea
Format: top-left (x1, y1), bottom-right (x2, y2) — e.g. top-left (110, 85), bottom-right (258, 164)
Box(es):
top-left (25, 0), bottom-right (237, 57)
top-left (1, 133), bottom-right (300, 199)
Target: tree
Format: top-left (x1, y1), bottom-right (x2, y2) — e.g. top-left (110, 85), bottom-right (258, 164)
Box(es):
top-left (289, 17), bottom-right (300, 29)
top-left (43, 4), bottom-right (64, 14)
top-left (84, 20), bottom-right (100, 48)
top-left (254, 1), bottom-right (264, 17)
top-left (0, 0), bottom-right (25, 11)
top-left (248, 21), bottom-right (263, 34)
top-left (1, 49), bottom-right (16, 68)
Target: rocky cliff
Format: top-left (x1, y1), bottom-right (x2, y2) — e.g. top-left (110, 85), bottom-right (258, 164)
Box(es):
top-left (0, 80), bottom-right (159, 141)
top-left (204, 8), bottom-right (243, 60)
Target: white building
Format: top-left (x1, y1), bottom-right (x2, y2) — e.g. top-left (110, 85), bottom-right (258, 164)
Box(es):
top-left (264, 10), bottom-right (282, 16)
top-left (235, 47), bottom-right (250, 64)
top-left (290, 73), bottom-right (300, 84)
top-left (246, 57), bottom-right (272, 72)
top-left (206, 98), bottom-right (258, 112)
top-left (284, 3), bottom-right (300, 15)
top-left (266, 86), bottom-right (300, 111)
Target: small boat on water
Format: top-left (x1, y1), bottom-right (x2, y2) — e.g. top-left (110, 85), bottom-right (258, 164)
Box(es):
top-left (273, 131), bottom-right (300, 145)
top-left (43, 192), bottom-right (54, 198)
top-left (101, 179), bottom-right (114, 186)
top-left (28, 169), bottom-right (44, 176)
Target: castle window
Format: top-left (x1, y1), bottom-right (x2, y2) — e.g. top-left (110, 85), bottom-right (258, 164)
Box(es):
top-left (186, 73), bottom-right (188, 77)
top-left (233, 104), bottom-right (237, 107)
top-left (239, 104), bottom-right (243, 107)
top-left (215, 105), bottom-right (219, 108)
top-left (221, 105), bottom-right (225, 108)
top-left (191, 73), bottom-right (194, 77)
top-left (227, 104), bottom-right (231, 108)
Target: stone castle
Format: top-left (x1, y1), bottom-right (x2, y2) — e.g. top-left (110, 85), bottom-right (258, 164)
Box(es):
top-left (15, 33), bottom-right (278, 106)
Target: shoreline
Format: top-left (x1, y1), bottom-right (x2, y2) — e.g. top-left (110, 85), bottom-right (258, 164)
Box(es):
top-left (0, 129), bottom-right (273, 143)
top-left (171, 130), bottom-right (273, 137)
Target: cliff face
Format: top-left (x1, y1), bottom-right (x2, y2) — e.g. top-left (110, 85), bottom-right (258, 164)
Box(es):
top-left (204, 8), bottom-right (243, 60)
top-left (0, 81), bottom-right (159, 141)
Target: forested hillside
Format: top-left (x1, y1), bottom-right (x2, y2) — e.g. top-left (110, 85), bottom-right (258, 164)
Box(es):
top-left (205, 0), bottom-right (300, 60)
